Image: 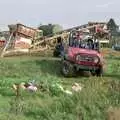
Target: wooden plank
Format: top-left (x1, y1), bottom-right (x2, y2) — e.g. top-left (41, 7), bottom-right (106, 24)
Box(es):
top-left (1, 32), bottom-right (13, 57)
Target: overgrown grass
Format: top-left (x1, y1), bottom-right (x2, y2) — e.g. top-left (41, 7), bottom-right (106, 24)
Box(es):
top-left (0, 51), bottom-right (119, 120)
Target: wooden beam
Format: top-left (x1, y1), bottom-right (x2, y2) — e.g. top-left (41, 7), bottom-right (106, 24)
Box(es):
top-left (1, 32), bottom-right (13, 57)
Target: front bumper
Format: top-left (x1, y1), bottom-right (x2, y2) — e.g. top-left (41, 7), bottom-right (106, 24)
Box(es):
top-left (61, 55), bottom-right (101, 71)
top-left (74, 64), bottom-right (99, 71)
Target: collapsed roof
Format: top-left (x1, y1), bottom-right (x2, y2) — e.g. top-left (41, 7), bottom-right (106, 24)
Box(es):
top-left (8, 23), bottom-right (42, 39)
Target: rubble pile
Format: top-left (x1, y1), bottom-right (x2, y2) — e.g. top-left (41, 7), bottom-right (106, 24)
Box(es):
top-left (0, 21), bottom-right (111, 57)
top-left (8, 23), bottom-right (42, 50)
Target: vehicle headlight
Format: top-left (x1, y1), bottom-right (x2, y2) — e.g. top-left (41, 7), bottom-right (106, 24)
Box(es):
top-left (76, 54), bottom-right (81, 61)
top-left (94, 56), bottom-right (99, 63)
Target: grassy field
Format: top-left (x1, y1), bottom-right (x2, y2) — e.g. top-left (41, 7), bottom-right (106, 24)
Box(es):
top-left (0, 49), bottom-right (120, 120)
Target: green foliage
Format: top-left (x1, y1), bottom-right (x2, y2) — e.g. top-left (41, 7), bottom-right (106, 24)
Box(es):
top-left (107, 18), bottom-right (120, 36)
top-left (107, 18), bottom-right (117, 30)
top-left (0, 54), bottom-right (119, 120)
top-left (38, 24), bottom-right (53, 36)
top-left (38, 24), bottom-right (63, 36)
top-left (52, 24), bottom-right (63, 34)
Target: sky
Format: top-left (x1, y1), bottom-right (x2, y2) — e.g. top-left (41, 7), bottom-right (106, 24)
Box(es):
top-left (0, 0), bottom-right (120, 30)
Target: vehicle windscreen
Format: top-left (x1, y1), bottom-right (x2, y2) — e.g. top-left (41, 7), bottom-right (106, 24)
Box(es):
top-left (69, 32), bottom-right (99, 51)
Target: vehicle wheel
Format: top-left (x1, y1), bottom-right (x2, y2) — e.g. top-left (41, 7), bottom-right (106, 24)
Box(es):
top-left (96, 67), bottom-right (103, 77)
top-left (62, 61), bottom-right (76, 77)
top-left (91, 71), bottom-right (96, 76)
top-left (91, 67), bottom-right (103, 77)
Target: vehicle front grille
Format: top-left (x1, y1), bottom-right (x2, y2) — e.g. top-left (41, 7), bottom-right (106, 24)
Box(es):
top-left (80, 56), bottom-right (94, 62)
top-left (76, 54), bottom-right (94, 62)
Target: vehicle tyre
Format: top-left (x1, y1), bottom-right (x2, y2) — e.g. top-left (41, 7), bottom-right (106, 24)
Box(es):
top-left (91, 71), bottom-right (96, 76)
top-left (96, 67), bottom-right (103, 77)
top-left (62, 61), bottom-right (76, 77)
top-left (91, 67), bottom-right (103, 77)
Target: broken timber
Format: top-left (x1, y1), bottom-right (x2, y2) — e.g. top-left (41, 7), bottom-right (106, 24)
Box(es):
top-left (0, 22), bottom-right (109, 57)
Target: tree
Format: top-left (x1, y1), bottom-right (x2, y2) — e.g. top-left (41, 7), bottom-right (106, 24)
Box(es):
top-left (52, 24), bottom-right (63, 34)
top-left (38, 24), bottom-right (53, 36)
top-left (38, 24), bottom-right (63, 36)
top-left (107, 18), bottom-right (119, 36)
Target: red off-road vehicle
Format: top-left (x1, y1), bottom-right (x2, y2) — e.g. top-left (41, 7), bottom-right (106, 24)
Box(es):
top-left (61, 30), bottom-right (104, 77)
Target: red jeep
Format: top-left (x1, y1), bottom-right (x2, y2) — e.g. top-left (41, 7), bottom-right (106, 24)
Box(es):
top-left (61, 30), bottom-right (104, 77)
